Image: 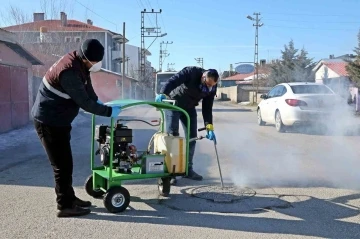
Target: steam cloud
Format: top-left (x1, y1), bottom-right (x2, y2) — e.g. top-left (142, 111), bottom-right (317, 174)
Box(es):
top-left (221, 86), bottom-right (360, 191)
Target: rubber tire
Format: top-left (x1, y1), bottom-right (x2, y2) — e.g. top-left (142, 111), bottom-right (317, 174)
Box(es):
top-left (257, 108), bottom-right (266, 126)
top-left (103, 186), bottom-right (130, 213)
top-left (84, 175), bottom-right (105, 198)
top-left (275, 110), bottom-right (285, 133)
top-left (158, 177), bottom-right (171, 197)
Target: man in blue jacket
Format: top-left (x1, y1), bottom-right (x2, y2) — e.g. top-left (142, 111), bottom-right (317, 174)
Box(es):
top-left (155, 66), bottom-right (219, 185)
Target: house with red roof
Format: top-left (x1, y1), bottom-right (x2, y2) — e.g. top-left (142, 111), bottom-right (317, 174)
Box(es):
top-left (220, 66), bottom-right (270, 87)
top-left (312, 56), bottom-right (355, 98)
top-left (2, 12), bottom-right (154, 101)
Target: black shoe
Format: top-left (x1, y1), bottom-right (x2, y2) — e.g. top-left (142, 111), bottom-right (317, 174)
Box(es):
top-left (183, 170), bottom-right (203, 181)
top-left (57, 205), bottom-right (91, 218)
top-left (170, 177), bottom-right (177, 185)
top-left (73, 197), bottom-right (92, 208)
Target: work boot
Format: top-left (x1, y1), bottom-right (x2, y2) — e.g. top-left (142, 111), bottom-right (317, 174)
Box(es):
top-left (73, 197), bottom-right (92, 208)
top-left (183, 169), bottom-right (203, 181)
top-left (57, 205), bottom-right (91, 218)
top-left (170, 176), bottom-right (177, 185)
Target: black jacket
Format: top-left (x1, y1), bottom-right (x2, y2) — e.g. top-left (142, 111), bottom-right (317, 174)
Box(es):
top-left (160, 66), bottom-right (217, 125)
top-left (31, 51), bottom-right (112, 127)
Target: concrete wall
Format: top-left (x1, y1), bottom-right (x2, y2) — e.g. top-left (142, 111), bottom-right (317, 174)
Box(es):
top-left (215, 85), bottom-right (270, 104)
top-left (215, 86), bottom-right (239, 102)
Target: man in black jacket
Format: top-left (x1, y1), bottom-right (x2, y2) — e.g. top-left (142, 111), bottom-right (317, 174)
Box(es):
top-left (155, 66), bottom-right (219, 185)
top-left (32, 39), bottom-right (121, 217)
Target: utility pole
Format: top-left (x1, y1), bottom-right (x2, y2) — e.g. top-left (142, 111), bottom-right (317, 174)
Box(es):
top-left (159, 41), bottom-right (173, 72)
top-left (140, 9), bottom-right (166, 92)
top-left (194, 57), bottom-right (203, 68)
top-left (247, 12), bottom-right (263, 104)
top-left (122, 22), bottom-right (126, 99)
top-left (167, 63), bottom-right (175, 71)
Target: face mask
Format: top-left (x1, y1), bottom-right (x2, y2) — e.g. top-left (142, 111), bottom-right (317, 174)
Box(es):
top-left (89, 61), bottom-right (102, 72)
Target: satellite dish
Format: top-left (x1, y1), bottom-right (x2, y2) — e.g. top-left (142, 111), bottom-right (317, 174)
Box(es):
top-left (235, 64), bottom-right (254, 74)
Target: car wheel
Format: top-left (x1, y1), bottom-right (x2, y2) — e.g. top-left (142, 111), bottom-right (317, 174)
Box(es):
top-left (275, 110), bottom-right (285, 132)
top-left (257, 108), bottom-right (265, 126)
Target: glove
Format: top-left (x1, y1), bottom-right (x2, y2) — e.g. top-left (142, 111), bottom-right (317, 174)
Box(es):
top-left (155, 94), bottom-right (167, 102)
top-left (110, 106), bottom-right (121, 118)
top-left (97, 99), bottom-right (104, 105)
top-left (205, 124), bottom-right (217, 144)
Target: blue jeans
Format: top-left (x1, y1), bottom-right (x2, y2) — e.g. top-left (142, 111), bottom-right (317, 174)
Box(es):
top-left (165, 108), bottom-right (197, 170)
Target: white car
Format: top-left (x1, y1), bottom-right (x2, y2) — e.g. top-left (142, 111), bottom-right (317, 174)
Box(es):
top-left (257, 82), bottom-right (344, 132)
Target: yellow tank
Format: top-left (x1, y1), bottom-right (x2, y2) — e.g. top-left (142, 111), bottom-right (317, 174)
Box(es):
top-left (153, 133), bottom-right (186, 174)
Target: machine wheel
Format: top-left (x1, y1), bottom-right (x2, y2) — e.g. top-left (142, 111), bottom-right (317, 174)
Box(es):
top-left (158, 177), bottom-right (171, 197)
top-left (103, 186), bottom-right (130, 213)
top-left (257, 108), bottom-right (266, 126)
top-left (84, 175), bottom-right (105, 198)
top-left (275, 110), bottom-right (285, 133)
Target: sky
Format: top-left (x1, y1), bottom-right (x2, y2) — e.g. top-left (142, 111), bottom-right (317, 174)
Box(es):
top-left (0, 0), bottom-right (360, 73)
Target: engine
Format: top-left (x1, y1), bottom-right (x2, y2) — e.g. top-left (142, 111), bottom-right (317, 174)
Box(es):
top-left (94, 123), bottom-right (139, 173)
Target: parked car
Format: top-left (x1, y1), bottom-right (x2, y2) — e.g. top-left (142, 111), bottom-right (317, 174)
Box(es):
top-left (257, 82), bottom-right (344, 132)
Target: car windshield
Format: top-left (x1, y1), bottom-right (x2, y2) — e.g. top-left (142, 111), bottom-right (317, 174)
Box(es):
top-left (290, 85), bottom-right (333, 94)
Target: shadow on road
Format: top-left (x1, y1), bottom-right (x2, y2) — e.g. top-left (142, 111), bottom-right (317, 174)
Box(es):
top-left (79, 192), bottom-right (360, 238)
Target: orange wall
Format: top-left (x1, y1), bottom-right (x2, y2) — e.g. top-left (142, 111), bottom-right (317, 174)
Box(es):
top-left (91, 71), bottom-right (133, 102)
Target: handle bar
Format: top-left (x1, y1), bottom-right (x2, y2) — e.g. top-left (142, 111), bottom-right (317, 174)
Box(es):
top-left (117, 118), bottom-right (161, 127)
top-left (161, 99), bottom-right (176, 105)
top-left (198, 127), bottom-right (206, 132)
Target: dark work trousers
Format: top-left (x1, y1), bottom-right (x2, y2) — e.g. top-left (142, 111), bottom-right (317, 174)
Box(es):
top-left (165, 107), bottom-right (197, 170)
top-left (33, 120), bottom-right (75, 210)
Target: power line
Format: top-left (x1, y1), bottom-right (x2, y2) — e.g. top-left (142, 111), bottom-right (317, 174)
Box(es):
top-left (159, 41), bottom-right (173, 72)
top-left (156, 0), bottom-right (167, 34)
top-left (194, 58), bottom-right (203, 68)
top-left (74, 0), bottom-right (118, 30)
top-left (265, 24), bottom-right (358, 31)
top-left (263, 12), bottom-right (360, 17)
top-left (263, 18), bottom-right (360, 24)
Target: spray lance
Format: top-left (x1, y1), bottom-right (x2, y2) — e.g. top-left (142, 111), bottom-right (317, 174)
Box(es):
top-left (190, 126), bottom-right (224, 188)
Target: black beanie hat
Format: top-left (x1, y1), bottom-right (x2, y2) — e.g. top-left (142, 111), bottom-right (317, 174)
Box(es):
top-left (79, 39), bottom-right (104, 62)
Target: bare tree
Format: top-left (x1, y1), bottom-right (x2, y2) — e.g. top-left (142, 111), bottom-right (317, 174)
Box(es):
top-left (1, 1), bottom-right (91, 77)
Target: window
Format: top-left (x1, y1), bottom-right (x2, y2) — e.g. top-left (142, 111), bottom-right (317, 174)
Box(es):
top-left (74, 37), bottom-right (81, 43)
top-left (65, 36), bottom-right (71, 43)
top-left (274, 85), bottom-right (287, 97)
top-left (290, 85), bottom-right (334, 94)
top-left (267, 86), bottom-right (280, 98)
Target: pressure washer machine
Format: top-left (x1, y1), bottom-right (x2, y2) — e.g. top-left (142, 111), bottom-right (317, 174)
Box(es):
top-left (84, 99), bottom-right (195, 213)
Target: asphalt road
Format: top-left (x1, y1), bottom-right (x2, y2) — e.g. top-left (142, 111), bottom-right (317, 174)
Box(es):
top-left (0, 101), bottom-right (359, 239)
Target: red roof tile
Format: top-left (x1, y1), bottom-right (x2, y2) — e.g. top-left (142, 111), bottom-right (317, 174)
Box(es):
top-left (3, 20), bottom-right (108, 32)
top-left (223, 68), bottom-right (270, 81)
top-left (222, 72), bottom-right (254, 81)
top-left (323, 62), bottom-right (349, 77)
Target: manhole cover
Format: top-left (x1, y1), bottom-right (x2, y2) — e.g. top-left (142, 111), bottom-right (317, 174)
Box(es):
top-left (190, 185), bottom-right (256, 203)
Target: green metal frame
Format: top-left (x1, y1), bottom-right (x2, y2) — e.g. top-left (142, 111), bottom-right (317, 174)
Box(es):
top-left (90, 99), bottom-right (190, 193)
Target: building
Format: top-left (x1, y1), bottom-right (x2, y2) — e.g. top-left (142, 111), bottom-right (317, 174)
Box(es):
top-left (2, 11), bottom-right (154, 101)
top-left (125, 44), bottom-right (152, 80)
top-left (312, 56), bottom-right (354, 98)
top-left (0, 28), bottom-right (42, 133)
top-left (220, 68), bottom-right (270, 87)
